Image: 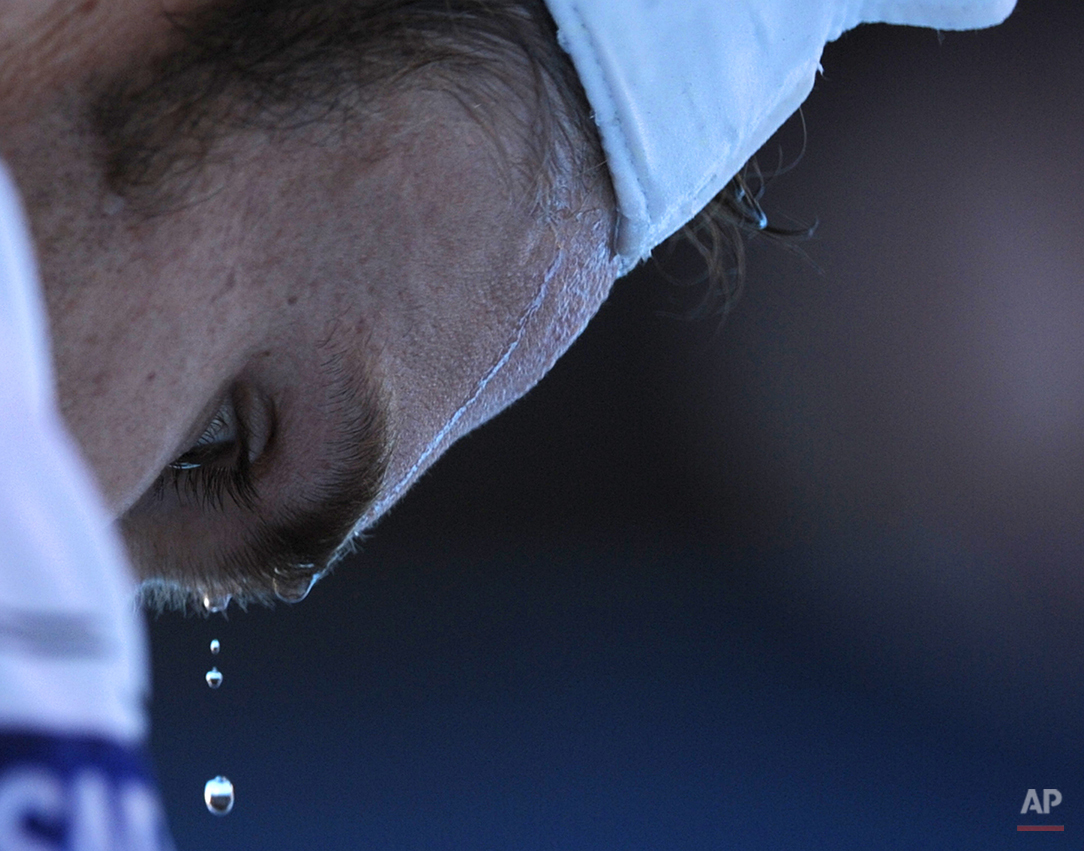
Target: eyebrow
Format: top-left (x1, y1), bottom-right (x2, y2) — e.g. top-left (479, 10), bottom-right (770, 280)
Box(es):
top-left (217, 339), bottom-right (393, 597)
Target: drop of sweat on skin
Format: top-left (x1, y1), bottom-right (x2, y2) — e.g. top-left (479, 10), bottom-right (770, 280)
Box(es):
top-left (202, 593), bottom-right (231, 615)
top-left (272, 572), bottom-right (319, 604)
top-left (205, 667), bottom-right (223, 689)
top-left (204, 776), bottom-right (234, 816)
top-left (209, 639), bottom-right (220, 655)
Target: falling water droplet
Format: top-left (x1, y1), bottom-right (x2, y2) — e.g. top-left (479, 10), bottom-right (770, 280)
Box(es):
top-left (201, 593), bottom-right (231, 614)
top-left (205, 667), bottom-right (223, 689)
top-left (204, 776), bottom-right (234, 816)
top-left (209, 639), bottom-right (220, 655)
top-left (272, 572), bottom-right (319, 604)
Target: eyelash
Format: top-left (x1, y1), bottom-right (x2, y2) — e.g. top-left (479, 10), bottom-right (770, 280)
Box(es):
top-left (152, 403), bottom-right (258, 511)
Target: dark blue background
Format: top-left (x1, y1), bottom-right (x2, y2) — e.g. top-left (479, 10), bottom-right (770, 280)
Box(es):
top-left (149, 2), bottom-right (1083, 847)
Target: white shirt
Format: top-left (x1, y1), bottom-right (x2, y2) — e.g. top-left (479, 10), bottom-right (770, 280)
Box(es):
top-left (0, 161), bottom-right (173, 849)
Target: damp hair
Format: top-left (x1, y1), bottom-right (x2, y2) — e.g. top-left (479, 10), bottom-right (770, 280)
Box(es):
top-left (659, 150), bottom-right (817, 324)
top-left (91, 0), bottom-right (799, 308)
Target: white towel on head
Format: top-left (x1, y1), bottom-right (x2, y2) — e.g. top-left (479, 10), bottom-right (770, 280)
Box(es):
top-left (543, 0), bottom-right (1017, 273)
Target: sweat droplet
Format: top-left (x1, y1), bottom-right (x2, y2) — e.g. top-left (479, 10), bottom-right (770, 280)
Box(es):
top-left (205, 667), bottom-right (223, 689)
top-left (272, 572), bottom-right (319, 604)
top-left (204, 776), bottom-right (234, 816)
top-left (209, 639), bottom-right (220, 655)
top-left (202, 593), bottom-right (231, 614)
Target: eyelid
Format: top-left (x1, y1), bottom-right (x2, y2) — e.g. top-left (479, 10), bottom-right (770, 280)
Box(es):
top-left (194, 408), bottom-right (235, 448)
top-left (169, 405), bottom-right (238, 471)
top-left (169, 383), bottom-right (274, 472)
top-left (233, 384), bottom-right (276, 464)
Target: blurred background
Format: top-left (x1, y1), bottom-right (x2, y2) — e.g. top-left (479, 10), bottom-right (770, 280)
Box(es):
top-left (149, 2), bottom-right (1082, 848)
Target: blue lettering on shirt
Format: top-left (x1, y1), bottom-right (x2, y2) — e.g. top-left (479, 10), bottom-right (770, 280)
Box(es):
top-left (0, 733), bottom-right (173, 851)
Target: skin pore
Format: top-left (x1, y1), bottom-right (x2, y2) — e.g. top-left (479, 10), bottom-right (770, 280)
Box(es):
top-left (1, 0), bottom-right (619, 609)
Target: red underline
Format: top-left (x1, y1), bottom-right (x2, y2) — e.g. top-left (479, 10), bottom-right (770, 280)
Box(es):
top-left (1017, 825), bottom-right (1064, 832)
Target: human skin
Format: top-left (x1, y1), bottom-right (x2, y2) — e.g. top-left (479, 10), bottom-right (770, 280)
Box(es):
top-left (0, 0), bottom-right (619, 606)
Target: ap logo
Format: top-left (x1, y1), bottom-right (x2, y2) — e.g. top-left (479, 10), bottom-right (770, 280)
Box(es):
top-left (1021, 788), bottom-right (1062, 815)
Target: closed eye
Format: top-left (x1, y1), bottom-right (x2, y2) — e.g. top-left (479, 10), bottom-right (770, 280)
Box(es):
top-left (153, 393), bottom-right (258, 511)
top-left (169, 404), bottom-right (240, 470)
top-left (119, 339), bottom-right (391, 611)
